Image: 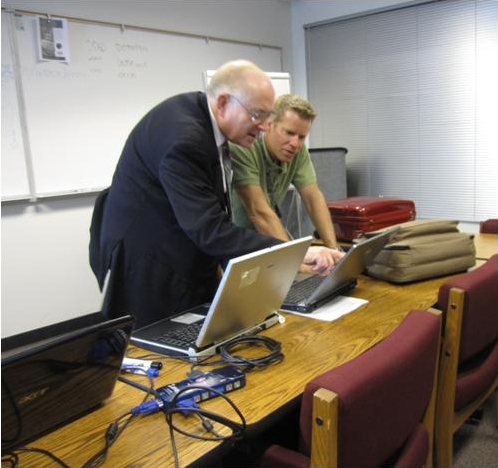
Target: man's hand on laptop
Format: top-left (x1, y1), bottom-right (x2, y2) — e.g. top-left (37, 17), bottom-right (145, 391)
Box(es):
top-left (331, 247), bottom-right (346, 263)
top-left (301, 246), bottom-right (343, 276)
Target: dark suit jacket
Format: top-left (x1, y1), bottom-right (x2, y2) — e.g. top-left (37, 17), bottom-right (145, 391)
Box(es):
top-left (90, 92), bottom-right (281, 327)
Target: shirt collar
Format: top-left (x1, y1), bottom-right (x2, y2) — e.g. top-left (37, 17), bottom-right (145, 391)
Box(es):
top-left (261, 134), bottom-right (287, 174)
top-left (207, 95), bottom-right (226, 149)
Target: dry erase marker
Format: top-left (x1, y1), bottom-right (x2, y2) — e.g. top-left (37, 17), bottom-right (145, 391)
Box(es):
top-left (122, 357), bottom-right (163, 369)
top-left (121, 357), bottom-right (163, 376)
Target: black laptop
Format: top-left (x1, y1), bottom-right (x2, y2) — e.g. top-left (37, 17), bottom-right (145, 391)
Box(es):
top-left (1, 312), bottom-right (134, 452)
top-left (281, 229), bottom-right (397, 313)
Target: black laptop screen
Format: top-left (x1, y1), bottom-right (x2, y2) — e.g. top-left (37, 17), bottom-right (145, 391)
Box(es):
top-left (1, 313), bottom-right (134, 452)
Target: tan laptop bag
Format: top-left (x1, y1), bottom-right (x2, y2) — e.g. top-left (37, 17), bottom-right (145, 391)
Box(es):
top-left (365, 219), bottom-right (476, 283)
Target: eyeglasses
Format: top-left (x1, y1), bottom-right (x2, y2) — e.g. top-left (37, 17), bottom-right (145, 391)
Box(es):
top-left (230, 95), bottom-right (274, 123)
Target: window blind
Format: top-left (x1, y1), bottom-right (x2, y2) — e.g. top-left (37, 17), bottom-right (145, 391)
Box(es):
top-left (306, 0), bottom-right (497, 221)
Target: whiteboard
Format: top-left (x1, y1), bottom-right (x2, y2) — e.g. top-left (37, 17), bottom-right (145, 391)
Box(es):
top-left (1, 13), bottom-right (31, 200)
top-left (1, 10), bottom-right (284, 200)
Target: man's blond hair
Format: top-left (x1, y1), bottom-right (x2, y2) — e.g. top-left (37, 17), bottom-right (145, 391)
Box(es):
top-left (272, 94), bottom-right (317, 123)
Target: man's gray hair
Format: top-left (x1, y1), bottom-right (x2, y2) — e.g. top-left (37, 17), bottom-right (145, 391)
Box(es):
top-left (207, 59), bottom-right (266, 100)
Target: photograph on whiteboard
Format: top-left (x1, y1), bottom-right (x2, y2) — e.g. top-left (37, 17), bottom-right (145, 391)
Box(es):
top-left (36, 17), bottom-right (70, 63)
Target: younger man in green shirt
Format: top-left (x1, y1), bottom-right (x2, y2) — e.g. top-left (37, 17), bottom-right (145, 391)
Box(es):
top-left (229, 94), bottom-right (342, 257)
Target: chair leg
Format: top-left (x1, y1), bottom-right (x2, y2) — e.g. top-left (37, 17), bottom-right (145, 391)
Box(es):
top-left (495, 389), bottom-right (498, 428)
top-left (435, 430), bottom-right (453, 468)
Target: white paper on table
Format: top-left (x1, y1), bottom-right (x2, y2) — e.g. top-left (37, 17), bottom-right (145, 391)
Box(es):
top-left (282, 296), bottom-right (368, 322)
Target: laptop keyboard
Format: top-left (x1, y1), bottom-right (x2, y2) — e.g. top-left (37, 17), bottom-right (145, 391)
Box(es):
top-left (156, 322), bottom-right (203, 348)
top-left (284, 275), bottom-right (324, 303)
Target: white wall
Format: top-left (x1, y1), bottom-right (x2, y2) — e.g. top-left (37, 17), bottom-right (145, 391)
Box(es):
top-left (1, 0), bottom-right (293, 337)
top-left (2, 196), bottom-right (101, 334)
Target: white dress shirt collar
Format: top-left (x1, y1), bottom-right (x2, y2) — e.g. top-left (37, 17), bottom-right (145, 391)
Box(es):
top-left (206, 94), bottom-right (226, 150)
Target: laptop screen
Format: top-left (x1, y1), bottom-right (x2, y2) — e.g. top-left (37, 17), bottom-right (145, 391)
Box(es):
top-left (1, 313), bottom-right (134, 451)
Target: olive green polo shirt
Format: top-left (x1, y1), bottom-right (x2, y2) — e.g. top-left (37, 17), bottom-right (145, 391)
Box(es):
top-left (229, 136), bottom-right (316, 230)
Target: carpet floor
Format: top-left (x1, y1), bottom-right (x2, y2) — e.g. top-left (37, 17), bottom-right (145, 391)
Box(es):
top-left (453, 394), bottom-right (498, 468)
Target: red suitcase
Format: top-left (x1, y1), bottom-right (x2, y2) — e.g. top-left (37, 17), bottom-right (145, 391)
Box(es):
top-left (327, 196), bottom-right (416, 241)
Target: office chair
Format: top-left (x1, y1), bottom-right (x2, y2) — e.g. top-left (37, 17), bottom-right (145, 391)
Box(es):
top-left (434, 254), bottom-right (498, 468)
top-left (258, 309), bottom-right (442, 468)
top-left (479, 218), bottom-right (498, 234)
top-left (284, 147), bottom-right (349, 240)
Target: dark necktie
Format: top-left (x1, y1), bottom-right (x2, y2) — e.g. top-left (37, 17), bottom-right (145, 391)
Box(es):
top-left (221, 142), bottom-right (232, 218)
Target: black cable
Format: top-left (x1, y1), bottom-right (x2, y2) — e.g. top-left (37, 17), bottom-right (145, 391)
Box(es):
top-left (188, 356), bottom-right (226, 375)
top-left (194, 413), bottom-right (224, 439)
top-left (1, 446), bottom-right (71, 468)
top-left (164, 384), bottom-right (246, 468)
top-left (81, 411), bottom-right (137, 468)
top-left (219, 335), bottom-right (284, 370)
top-left (1, 451), bottom-right (18, 468)
top-left (165, 385), bottom-right (246, 440)
top-left (118, 374), bottom-right (160, 398)
top-left (81, 371), bottom-right (156, 468)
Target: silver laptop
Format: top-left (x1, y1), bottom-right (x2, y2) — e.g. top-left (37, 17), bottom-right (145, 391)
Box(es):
top-left (281, 229), bottom-right (397, 314)
top-left (130, 236), bottom-right (313, 361)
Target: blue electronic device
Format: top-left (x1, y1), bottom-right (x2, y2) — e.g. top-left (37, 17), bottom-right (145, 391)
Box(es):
top-left (157, 365), bottom-right (245, 408)
top-left (130, 365), bottom-right (246, 415)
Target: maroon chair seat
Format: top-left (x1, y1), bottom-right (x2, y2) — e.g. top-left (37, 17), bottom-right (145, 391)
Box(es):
top-left (258, 309), bottom-right (442, 468)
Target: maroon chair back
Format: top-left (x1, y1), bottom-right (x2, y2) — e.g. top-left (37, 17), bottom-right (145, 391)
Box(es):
top-left (299, 310), bottom-right (441, 468)
top-left (479, 219), bottom-right (498, 233)
top-left (437, 254), bottom-right (498, 411)
top-left (437, 254), bottom-right (498, 365)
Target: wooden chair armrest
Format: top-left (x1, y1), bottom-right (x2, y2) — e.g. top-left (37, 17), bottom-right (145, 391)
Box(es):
top-left (310, 387), bottom-right (338, 468)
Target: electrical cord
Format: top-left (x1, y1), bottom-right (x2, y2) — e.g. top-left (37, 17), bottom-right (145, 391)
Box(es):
top-left (81, 410), bottom-right (144, 468)
top-left (81, 370), bottom-right (157, 468)
top-left (193, 413), bottom-right (224, 438)
top-left (118, 374), bottom-right (160, 397)
top-left (218, 335), bottom-right (284, 370)
top-left (1, 447), bottom-right (71, 468)
top-left (164, 384), bottom-right (246, 468)
top-left (187, 335), bottom-right (284, 374)
top-left (81, 411), bottom-right (136, 468)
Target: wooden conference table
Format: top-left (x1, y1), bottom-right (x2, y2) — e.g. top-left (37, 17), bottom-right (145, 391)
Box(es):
top-left (474, 232), bottom-right (498, 261)
top-left (16, 234), bottom-right (497, 468)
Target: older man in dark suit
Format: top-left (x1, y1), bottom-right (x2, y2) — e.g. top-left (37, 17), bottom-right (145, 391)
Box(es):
top-left (90, 60), bottom-right (338, 328)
